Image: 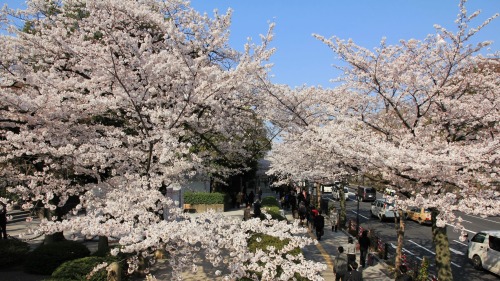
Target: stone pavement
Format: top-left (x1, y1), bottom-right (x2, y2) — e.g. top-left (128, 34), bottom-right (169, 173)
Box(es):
top-left (2, 204), bottom-right (393, 280)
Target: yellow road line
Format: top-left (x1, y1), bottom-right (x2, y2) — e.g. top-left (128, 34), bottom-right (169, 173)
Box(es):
top-left (307, 228), bottom-right (334, 269)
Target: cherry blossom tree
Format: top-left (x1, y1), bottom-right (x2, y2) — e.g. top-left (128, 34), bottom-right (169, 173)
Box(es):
top-left (311, 1), bottom-right (499, 279)
top-left (0, 0), bottom-right (327, 279)
top-left (264, 1), bottom-right (498, 280)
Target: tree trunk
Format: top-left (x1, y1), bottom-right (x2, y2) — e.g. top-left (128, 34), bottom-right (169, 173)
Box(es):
top-left (394, 209), bottom-right (406, 278)
top-left (98, 235), bottom-right (110, 254)
top-left (339, 188), bottom-right (346, 229)
top-left (315, 182), bottom-right (321, 209)
top-left (42, 207), bottom-right (66, 244)
top-left (432, 209), bottom-right (453, 281)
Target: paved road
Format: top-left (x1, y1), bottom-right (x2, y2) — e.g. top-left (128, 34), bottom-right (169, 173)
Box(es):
top-left (339, 187), bottom-right (500, 281)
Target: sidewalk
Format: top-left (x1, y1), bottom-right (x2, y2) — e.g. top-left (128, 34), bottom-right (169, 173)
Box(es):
top-left (2, 203), bottom-right (393, 280)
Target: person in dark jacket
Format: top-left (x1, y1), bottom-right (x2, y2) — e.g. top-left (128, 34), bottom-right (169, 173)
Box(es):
top-left (0, 202), bottom-right (8, 239)
top-left (346, 262), bottom-right (363, 281)
top-left (253, 199), bottom-right (261, 218)
top-left (358, 230), bottom-right (371, 267)
top-left (314, 210), bottom-right (325, 240)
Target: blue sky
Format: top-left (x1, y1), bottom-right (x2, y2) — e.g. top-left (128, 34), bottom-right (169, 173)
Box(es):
top-left (2, 0), bottom-right (499, 88)
top-left (190, 0), bottom-right (499, 87)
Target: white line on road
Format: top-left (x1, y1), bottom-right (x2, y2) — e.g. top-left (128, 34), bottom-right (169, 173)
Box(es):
top-left (408, 240), bottom-right (435, 255)
top-left (460, 213), bottom-right (500, 225)
top-left (445, 223), bottom-right (475, 234)
top-left (449, 248), bottom-right (465, 255)
top-left (350, 210), bottom-right (369, 220)
top-left (390, 243), bottom-right (423, 260)
top-left (453, 240), bottom-right (468, 247)
top-left (408, 240), bottom-right (463, 268)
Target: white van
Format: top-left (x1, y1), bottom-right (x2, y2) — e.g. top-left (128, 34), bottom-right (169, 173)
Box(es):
top-left (370, 199), bottom-right (399, 222)
top-left (468, 231), bottom-right (500, 275)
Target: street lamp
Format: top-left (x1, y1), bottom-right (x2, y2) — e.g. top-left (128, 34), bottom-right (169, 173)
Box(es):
top-left (356, 188), bottom-right (360, 237)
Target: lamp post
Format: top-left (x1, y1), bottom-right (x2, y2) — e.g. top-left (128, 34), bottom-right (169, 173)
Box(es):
top-left (356, 190), bottom-right (360, 237)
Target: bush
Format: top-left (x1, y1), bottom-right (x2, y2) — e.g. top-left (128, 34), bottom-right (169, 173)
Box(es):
top-left (261, 196), bottom-right (280, 207)
top-left (45, 256), bottom-right (121, 281)
top-left (0, 239), bottom-right (30, 268)
top-left (183, 192), bottom-right (227, 204)
top-left (24, 240), bottom-right (91, 275)
top-left (261, 206), bottom-right (286, 221)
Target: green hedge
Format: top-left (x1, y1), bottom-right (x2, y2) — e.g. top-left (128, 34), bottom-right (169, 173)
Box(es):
top-left (0, 239), bottom-right (30, 268)
top-left (24, 241), bottom-right (91, 275)
top-left (183, 192), bottom-right (227, 204)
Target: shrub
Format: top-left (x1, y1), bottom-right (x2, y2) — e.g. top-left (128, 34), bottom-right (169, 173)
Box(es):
top-left (0, 238), bottom-right (30, 268)
top-left (24, 240), bottom-right (91, 275)
top-left (261, 196), bottom-right (280, 207)
top-left (46, 255), bottom-right (127, 281)
top-left (261, 206), bottom-right (286, 221)
top-left (46, 256), bottom-right (110, 281)
top-left (183, 192), bottom-right (227, 204)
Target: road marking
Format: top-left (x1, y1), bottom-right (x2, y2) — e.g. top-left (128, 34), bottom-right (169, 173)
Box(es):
top-left (445, 224), bottom-right (475, 234)
top-left (461, 219), bottom-right (473, 224)
top-left (451, 262), bottom-right (461, 268)
top-left (408, 240), bottom-right (435, 255)
top-left (453, 240), bottom-right (468, 247)
top-left (350, 210), bottom-right (369, 220)
top-left (390, 243), bottom-right (422, 260)
top-left (449, 248), bottom-right (465, 255)
top-left (460, 213), bottom-right (500, 224)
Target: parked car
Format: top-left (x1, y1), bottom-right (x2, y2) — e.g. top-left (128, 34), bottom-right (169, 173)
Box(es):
top-left (370, 199), bottom-right (399, 222)
top-left (405, 207), bottom-right (432, 225)
top-left (357, 186), bottom-right (376, 202)
top-left (468, 231), bottom-right (500, 275)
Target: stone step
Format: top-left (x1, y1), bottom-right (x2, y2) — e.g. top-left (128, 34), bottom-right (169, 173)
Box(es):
top-left (6, 210), bottom-right (35, 224)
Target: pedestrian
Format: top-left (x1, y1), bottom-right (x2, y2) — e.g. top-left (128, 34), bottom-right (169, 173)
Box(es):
top-left (345, 262), bottom-right (363, 281)
top-left (247, 191), bottom-right (255, 206)
top-left (0, 201), bottom-right (8, 239)
top-left (358, 230), bottom-right (371, 268)
top-left (243, 203), bottom-right (252, 221)
top-left (253, 199), bottom-right (261, 218)
top-left (314, 210), bottom-right (325, 240)
top-left (309, 206), bottom-right (318, 229)
top-left (298, 201), bottom-right (307, 226)
top-left (257, 188), bottom-right (263, 201)
top-left (334, 246), bottom-right (348, 281)
top-left (236, 191), bottom-right (243, 208)
top-left (345, 236), bottom-right (356, 271)
top-left (330, 206), bottom-right (339, 232)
